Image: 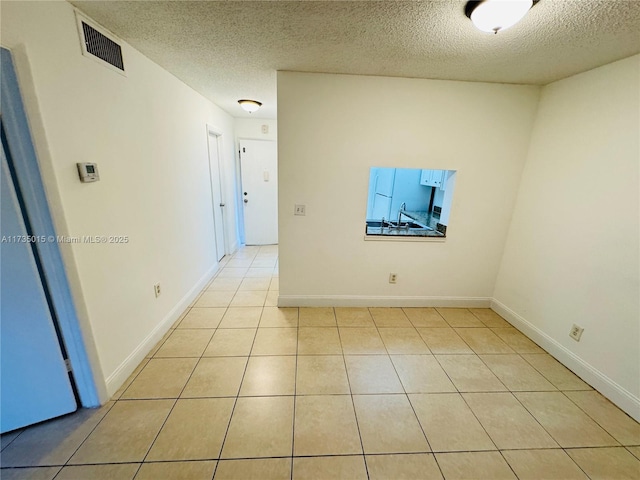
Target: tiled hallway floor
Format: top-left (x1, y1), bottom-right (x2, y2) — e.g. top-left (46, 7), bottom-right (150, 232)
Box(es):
top-left (2, 245), bottom-right (640, 479)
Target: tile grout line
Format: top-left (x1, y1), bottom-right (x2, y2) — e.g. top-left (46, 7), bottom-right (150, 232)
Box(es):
top-left (290, 304), bottom-right (300, 480)
top-left (422, 308), bottom-right (464, 401)
top-left (0, 430), bottom-right (25, 453)
top-left (7, 247), bottom-right (638, 479)
top-left (562, 391), bottom-right (633, 445)
top-left (188, 256), bottom-right (227, 307)
top-left (209, 253), bottom-right (267, 477)
top-left (437, 311), bottom-right (556, 463)
top-left (137, 248), bottom-right (247, 478)
top-left (428, 312), bottom-right (504, 456)
top-left (474, 347), bottom-right (566, 452)
top-left (454, 313), bottom-right (525, 480)
top-left (508, 391), bottom-right (594, 478)
top-left (56, 399), bottom-right (119, 471)
top-left (371, 307), bottom-right (445, 478)
top-left (462, 312), bottom-right (594, 477)
top-left (134, 308), bottom-right (221, 475)
top-left (336, 308), bottom-right (371, 479)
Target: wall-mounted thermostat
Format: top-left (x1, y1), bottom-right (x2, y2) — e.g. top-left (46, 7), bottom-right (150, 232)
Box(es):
top-left (77, 162), bottom-right (99, 183)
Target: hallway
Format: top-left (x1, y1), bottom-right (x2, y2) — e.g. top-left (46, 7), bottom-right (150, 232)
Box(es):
top-left (1, 245), bottom-right (639, 479)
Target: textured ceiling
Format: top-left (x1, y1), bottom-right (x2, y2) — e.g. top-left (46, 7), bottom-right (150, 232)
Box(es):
top-left (70, 1), bottom-right (640, 119)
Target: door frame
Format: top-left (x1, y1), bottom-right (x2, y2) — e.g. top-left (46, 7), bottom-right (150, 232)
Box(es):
top-left (206, 124), bottom-right (229, 257)
top-left (1, 47), bottom-right (101, 407)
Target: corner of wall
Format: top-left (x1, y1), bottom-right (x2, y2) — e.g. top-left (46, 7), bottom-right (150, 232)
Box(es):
top-left (491, 299), bottom-right (640, 422)
top-left (105, 262), bottom-right (219, 397)
top-left (491, 54), bottom-right (640, 421)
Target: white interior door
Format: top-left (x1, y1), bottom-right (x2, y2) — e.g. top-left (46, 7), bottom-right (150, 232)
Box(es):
top-left (208, 131), bottom-right (226, 261)
top-left (239, 140), bottom-right (278, 245)
top-left (1, 145), bottom-right (77, 433)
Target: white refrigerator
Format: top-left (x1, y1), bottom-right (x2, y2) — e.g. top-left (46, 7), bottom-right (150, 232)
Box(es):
top-left (369, 168), bottom-right (395, 221)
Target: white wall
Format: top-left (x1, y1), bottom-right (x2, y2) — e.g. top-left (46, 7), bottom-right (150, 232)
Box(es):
top-left (235, 118), bottom-right (278, 142)
top-left (278, 72), bottom-right (540, 305)
top-left (493, 55), bottom-right (640, 420)
top-left (1, 1), bottom-right (238, 398)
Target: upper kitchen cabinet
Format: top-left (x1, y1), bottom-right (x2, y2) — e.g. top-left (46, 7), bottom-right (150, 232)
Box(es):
top-left (420, 169), bottom-right (445, 189)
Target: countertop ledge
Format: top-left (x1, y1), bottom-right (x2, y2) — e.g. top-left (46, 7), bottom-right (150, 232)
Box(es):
top-left (364, 235), bottom-right (446, 243)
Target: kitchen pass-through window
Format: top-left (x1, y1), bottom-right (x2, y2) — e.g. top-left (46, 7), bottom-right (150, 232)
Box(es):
top-left (365, 167), bottom-right (457, 239)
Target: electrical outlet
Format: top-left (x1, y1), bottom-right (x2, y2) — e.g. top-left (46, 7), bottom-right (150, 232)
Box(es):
top-left (569, 324), bottom-right (584, 342)
top-left (294, 204), bottom-right (306, 216)
top-left (389, 273), bottom-right (397, 284)
top-left (154, 283), bottom-right (161, 298)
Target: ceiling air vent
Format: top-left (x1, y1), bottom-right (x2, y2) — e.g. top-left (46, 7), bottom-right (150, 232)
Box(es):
top-left (76, 12), bottom-right (126, 76)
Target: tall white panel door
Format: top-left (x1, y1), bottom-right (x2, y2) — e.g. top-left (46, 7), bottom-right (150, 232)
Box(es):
top-left (208, 131), bottom-right (226, 261)
top-left (1, 145), bottom-right (77, 433)
top-left (239, 140), bottom-right (278, 245)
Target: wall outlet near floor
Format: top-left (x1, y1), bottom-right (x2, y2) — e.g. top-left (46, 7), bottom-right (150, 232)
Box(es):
top-left (389, 273), bottom-right (398, 284)
top-left (569, 324), bottom-right (584, 342)
top-left (154, 283), bottom-right (161, 298)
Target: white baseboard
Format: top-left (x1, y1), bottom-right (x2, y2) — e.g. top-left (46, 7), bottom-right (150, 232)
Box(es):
top-left (105, 263), bottom-right (219, 397)
top-left (491, 299), bottom-right (640, 423)
top-left (227, 240), bottom-right (238, 256)
top-left (277, 295), bottom-right (492, 308)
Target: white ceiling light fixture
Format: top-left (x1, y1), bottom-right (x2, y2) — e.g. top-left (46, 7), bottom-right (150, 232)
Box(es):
top-left (238, 99), bottom-right (262, 113)
top-left (465, 0), bottom-right (536, 34)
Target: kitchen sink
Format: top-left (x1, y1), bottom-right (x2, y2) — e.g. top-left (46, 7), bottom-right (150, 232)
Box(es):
top-left (366, 221), bottom-right (427, 230)
top-left (365, 220), bottom-right (444, 237)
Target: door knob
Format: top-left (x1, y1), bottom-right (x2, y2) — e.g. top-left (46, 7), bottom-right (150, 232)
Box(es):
top-left (244, 199), bottom-right (248, 203)
top-left (220, 203), bottom-right (225, 207)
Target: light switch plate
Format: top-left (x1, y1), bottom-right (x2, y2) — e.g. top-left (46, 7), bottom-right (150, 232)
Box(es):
top-left (294, 204), bottom-right (306, 216)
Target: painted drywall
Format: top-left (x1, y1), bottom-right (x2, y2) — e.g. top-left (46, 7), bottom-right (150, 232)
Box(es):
top-left (278, 72), bottom-right (540, 305)
top-left (1, 1), bottom-right (238, 397)
top-left (493, 55), bottom-right (640, 419)
top-left (235, 118), bottom-right (278, 142)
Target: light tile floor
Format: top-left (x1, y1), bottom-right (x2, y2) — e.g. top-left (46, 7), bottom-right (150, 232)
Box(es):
top-left (2, 245), bottom-right (640, 479)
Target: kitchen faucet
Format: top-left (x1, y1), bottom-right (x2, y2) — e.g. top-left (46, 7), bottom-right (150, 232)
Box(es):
top-left (398, 202), bottom-right (406, 225)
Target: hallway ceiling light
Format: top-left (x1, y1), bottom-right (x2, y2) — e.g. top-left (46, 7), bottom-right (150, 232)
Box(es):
top-left (465, 0), bottom-right (535, 34)
top-left (238, 99), bottom-right (262, 113)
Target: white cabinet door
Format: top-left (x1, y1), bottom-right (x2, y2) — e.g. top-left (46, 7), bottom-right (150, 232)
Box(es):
top-left (420, 169), bottom-right (445, 189)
